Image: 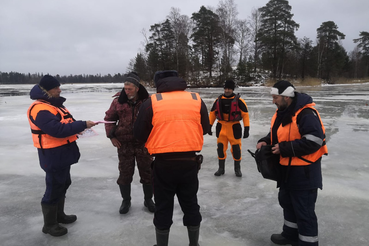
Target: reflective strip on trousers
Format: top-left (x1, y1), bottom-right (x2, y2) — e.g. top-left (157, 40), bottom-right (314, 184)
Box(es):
top-left (284, 219), bottom-right (298, 229)
top-left (299, 234), bottom-right (319, 243)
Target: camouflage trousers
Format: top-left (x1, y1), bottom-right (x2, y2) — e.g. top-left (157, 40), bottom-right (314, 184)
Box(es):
top-left (116, 142), bottom-right (153, 185)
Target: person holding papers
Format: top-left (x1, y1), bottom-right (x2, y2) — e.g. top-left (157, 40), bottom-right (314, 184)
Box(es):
top-left (27, 75), bottom-right (97, 236)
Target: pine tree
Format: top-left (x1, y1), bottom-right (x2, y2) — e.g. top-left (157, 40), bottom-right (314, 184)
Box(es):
top-left (191, 6), bottom-right (222, 80)
top-left (257, 0), bottom-right (299, 79)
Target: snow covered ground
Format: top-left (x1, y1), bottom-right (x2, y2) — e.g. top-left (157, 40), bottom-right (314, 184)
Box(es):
top-left (0, 82), bottom-right (368, 246)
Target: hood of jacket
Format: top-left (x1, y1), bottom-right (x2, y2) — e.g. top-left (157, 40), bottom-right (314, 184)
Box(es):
top-left (155, 76), bottom-right (187, 93)
top-left (118, 83), bottom-right (149, 104)
top-left (293, 92), bottom-right (313, 113)
top-left (29, 84), bottom-right (66, 107)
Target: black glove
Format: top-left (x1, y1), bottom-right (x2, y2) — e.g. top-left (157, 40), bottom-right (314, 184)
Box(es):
top-left (208, 125), bottom-right (212, 135)
top-left (243, 126), bottom-right (249, 138)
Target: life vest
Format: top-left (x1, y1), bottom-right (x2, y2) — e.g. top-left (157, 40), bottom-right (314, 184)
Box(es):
top-left (27, 100), bottom-right (78, 150)
top-left (216, 94), bottom-right (242, 121)
top-left (271, 103), bottom-right (328, 166)
top-left (145, 91), bottom-right (203, 155)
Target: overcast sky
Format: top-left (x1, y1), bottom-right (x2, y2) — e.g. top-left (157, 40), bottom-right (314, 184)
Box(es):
top-left (1, 0), bottom-right (368, 76)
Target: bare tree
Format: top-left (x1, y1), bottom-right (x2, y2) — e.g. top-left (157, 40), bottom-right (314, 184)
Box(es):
top-left (234, 19), bottom-right (251, 64)
top-left (167, 7), bottom-right (192, 76)
top-left (248, 8), bottom-right (262, 73)
top-left (216, 0), bottom-right (238, 79)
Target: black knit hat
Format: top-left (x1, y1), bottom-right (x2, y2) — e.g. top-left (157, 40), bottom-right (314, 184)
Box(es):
top-left (224, 80), bottom-right (235, 90)
top-left (153, 70), bottom-right (178, 87)
top-left (39, 75), bottom-right (60, 91)
top-left (271, 80), bottom-right (295, 97)
top-left (124, 72), bottom-right (140, 87)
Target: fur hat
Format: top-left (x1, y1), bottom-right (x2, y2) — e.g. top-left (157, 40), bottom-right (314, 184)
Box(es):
top-left (124, 72), bottom-right (140, 87)
top-left (271, 80), bottom-right (295, 97)
top-left (153, 70), bottom-right (178, 87)
top-left (39, 75), bottom-right (60, 91)
top-left (224, 79), bottom-right (235, 90)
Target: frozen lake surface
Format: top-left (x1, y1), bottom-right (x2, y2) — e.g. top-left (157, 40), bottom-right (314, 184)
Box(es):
top-left (0, 82), bottom-right (369, 246)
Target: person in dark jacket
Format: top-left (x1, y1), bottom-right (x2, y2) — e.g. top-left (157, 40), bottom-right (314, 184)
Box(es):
top-left (256, 80), bottom-right (328, 246)
top-left (134, 70), bottom-right (210, 246)
top-left (104, 72), bottom-right (155, 215)
top-left (27, 75), bottom-right (97, 237)
top-left (208, 79), bottom-right (250, 177)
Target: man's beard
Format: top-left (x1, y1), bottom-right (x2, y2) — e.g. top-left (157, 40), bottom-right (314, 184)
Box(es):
top-left (278, 104), bottom-right (287, 111)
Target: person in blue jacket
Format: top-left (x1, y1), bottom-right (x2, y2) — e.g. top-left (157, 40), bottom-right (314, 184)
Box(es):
top-left (27, 75), bottom-right (97, 237)
top-left (256, 80), bottom-right (328, 246)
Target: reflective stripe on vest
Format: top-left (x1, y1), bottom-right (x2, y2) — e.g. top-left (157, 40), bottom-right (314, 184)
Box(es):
top-left (215, 94), bottom-right (242, 121)
top-left (27, 101), bottom-right (78, 149)
top-left (271, 103), bottom-right (328, 166)
top-left (145, 91), bottom-right (203, 155)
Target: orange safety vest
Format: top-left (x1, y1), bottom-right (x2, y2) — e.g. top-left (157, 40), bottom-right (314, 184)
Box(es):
top-left (271, 103), bottom-right (328, 166)
top-left (27, 101), bottom-right (78, 149)
top-left (145, 91), bottom-right (203, 155)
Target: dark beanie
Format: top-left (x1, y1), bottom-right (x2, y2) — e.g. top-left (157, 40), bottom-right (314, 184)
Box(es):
top-left (124, 72), bottom-right (141, 87)
top-left (39, 75), bottom-right (60, 91)
top-left (271, 80), bottom-right (295, 97)
top-left (224, 79), bottom-right (235, 90)
top-left (153, 70), bottom-right (178, 87)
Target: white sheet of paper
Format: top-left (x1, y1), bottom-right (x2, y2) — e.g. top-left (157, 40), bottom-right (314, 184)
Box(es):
top-left (78, 128), bottom-right (99, 138)
top-left (93, 120), bottom-right (116, 124)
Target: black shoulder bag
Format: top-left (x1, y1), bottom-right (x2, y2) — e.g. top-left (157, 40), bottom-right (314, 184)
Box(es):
top-left (248, 145), bottom-right (280, 181)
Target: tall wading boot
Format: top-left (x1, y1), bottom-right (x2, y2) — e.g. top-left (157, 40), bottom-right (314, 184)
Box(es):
top-left (214, 159), bottom-right (225, 176)
top-left (143, 184), bottom-right (155, 213)
top-left (153, 228), bottom-right (170, 246)
top-left (119, 184), bottom-right (131, 214)
top-left (187, 225), bottom-right (200, 246)
top-left (57, 197), bottom-right (77, 224)
top-left (234, 160), bottom-right (242, 177)
top-left (41, 203), bottom-right (68, 237)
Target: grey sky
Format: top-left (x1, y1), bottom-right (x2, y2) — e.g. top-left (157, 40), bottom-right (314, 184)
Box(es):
top-left (1, 0), bottom-right (368, 76)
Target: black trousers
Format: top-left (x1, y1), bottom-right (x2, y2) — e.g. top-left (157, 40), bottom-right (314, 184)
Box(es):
top-left (42, 166), bottom-right (71, 204)
top-left (279, 188), bottom-right (319, 246)
top-left (152, 158), bottom-right (202, 230)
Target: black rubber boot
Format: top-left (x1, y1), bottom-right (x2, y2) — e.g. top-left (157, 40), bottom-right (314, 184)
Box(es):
top-left (143, 184), bottom-right (155, 213)
top-left (41, 203), bottom-right (68, 237)
top-left (214, 159), bottom-right (225, 176)
top-left (187, 225), bottom-right (200, 246)
top-left (271, 234), bottom-right (298, 246)
top-left (57, 197), bottom-right (77, 224)
top-left (153, 228), bottom-right (170, 246)
top-left (119, 184), bottom-right (131, 214)
top-left (234, 160), bottom-right (242, 177)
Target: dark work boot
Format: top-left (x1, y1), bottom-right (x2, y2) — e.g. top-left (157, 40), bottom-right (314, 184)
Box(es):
top-left (214, 159), bottom-right (225, 176)
top-left (234, 160), bottom-right (242, 177)
top-left (41, 203), bottom-right (68, 237)
top-left (271, 234), bottom-right (298, 246)
top-left (119, 184), bottom-right (131, 214)
top-left (143, 184), bottom-right (155, 213)
top-left (187, 225), bottom-right (200, 246)
top-left (153, 228), bottom-right (169, 246)
top-left (57, 197), bottom-right (77, 224)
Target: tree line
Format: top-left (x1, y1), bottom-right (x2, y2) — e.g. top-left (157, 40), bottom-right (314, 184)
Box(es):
top-left (128, 0), bottom-right (369, 86)
top-left (0, 72), bottom-right (127, 85)
top-left (2, 0), bottom-right (368, 86)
